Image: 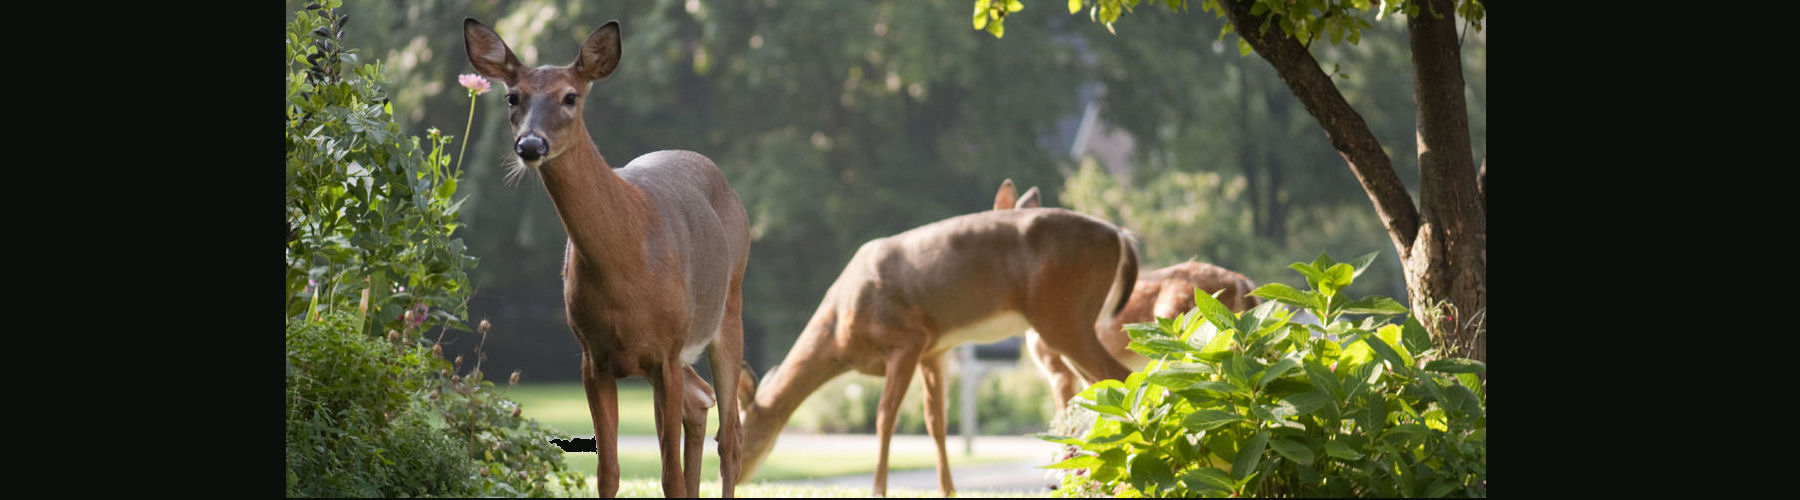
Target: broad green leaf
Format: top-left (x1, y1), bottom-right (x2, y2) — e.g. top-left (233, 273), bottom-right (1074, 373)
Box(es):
top-left (1197, 325), bottom-right (1237, 362)
top-left (1079, 401), bottom-right (1133, 422)
top-left (1031, 433), bottom-right (1085, 446)
top-left (1380, 424), bottom-right (1424, 449)
top-left (1043, 453), bottom-right (1104, 470)
top-left (1269, 438), bottom-right (1316, 465)
top-left (1147, 363), bottom-right (1215, 389)
top-left (1319, 263), bottom-right (1354, 297)
top-left (1341, 361), bottom-right (1378, 402)
top-left (1252, 401), bottom-right (1297, 424)
top-left (1231, 430), bottom-right (1267, 481)
top-left (1425, 358), bottom-right (1487, 374)
top-left (1241, 299), bottom-right (1287, 336)
top-left (1182, 466), bottom-right (1236, 493)
top-left (1303, 359), bottom-right (1342, 400)
top-left (1129, 339), bottom-right (1192, 358)
top-left (1186, 380), bottom-right (1246, 398)
top-left (1076, 379), bottom-right (1126, 403)
top-left (1250, 283), bottom-right (1319, 311)
top-left (1288, 262), bottom-right (1324, 290)
top-left (1337, 337), bottom-right (1375, 371)
top-left (1457, 372), bottom-right (1484, 403)
top-left (1225, 354), bottom-right (1264, 390)
top-left (1310, 251), bottom-right (1335, 272)
top-left (1443, 381), bottom-right (1484, 420)
top-left (1124, 322), bottom-right (1158, 341)
top-left (1323, 440), bottom-right (1363, 460)
top-left (1365, 334), bottom-right (1412, 375)
top-left (1184, 409), bottom-right (1247, 431)
top-left (1345, 251), bottom-right (1379, 279)
top-left (1340, 296), bottom-right (1409, 315)
top-left (1129, 451), bottom-right (1175, 493)
top-left (1375, 324), bottom-right (1414, 368)
top-left (1124, 371), bottom-right (1148, 398)
top-left (1426, 479), bottom-right (1461, 498)
top-left (1005, 0), bottom-right (1024, 12)
top-left (1423, 409), bottom-right (1447, 431)
top-left (1088, 429), bottom-right (1147, 446)
top-left (1192, 287), bottom-right (1239, 335)
top-left (1282, 391), bottom-right (1330, 416)
top-left (1256, 357), bottom-right (1302, 389)
top-left (1357, 394), bottom-right (1387, 435)
top-left (1094, 448), bottom-right (1128, 483)
top-left (1397, 315), bottom-right (1431, 355)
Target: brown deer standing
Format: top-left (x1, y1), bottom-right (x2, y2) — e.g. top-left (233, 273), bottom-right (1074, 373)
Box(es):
top-left (463, 18), bottom-right (749, 498)
top-left (731, 204), bottom-right (1139, 497)
top-left (994, 181), bottom-right (1260, 410)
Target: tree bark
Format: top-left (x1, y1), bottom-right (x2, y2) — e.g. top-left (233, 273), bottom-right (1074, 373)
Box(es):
top-left (1221, 0), bottom-right (1485, 363)
top-left (1406, 0), bottom-right (1486, 363)
top-left (1220, 0), bottom-right (1418, 258)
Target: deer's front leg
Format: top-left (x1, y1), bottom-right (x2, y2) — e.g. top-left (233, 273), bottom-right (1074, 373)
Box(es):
top-left (919, 352), bottom-right (957, 497)
top-left (873, 344), bottom-right (922, 497)
top-left (651, 361), bottom-right (688, 497)
top-left (580, 353), bottom-right (621, 497)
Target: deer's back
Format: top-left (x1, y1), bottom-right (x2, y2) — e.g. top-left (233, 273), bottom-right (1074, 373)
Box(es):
top-left (835, 208), bottom-right (1124, 341)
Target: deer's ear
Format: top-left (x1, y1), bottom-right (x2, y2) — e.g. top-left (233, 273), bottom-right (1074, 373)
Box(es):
top-left (1016, 186), bottom-right (1042, 209)
top-left (993, 179), bottom-right (1018, 211)
top-left (464, 18), bottom-right (523, 83)
top-left (575, 20), bottom-right (621, 82)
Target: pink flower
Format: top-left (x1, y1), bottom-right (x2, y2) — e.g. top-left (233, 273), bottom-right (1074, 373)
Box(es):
top-left (458, 73), bottom-right (491, 95)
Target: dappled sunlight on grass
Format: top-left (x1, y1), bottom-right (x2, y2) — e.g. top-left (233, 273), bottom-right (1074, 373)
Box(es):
top-left (558, 443), bottom-right (1022, 482)
top-left (546, 478), bottom-right (1043, 498)
top-left (506, 381), bottom-right (1048, 496)
top-left (503, 381), bottom-right (719, 437)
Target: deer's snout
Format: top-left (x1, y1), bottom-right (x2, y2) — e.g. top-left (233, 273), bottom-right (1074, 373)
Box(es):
top-left (515, 134), bottom-right (549, 162)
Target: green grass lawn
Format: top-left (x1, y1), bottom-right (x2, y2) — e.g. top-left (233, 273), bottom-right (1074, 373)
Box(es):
top-left (544, 478), bottom-right (1039, 498)
top-left (500, 381), bottom-right (1028, 484)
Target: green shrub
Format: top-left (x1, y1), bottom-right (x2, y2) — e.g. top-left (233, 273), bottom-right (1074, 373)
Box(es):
top-left (285, 3), bottom-right (582, 496)
top-left (1040, 252), bottom-right (1485, 497)
top-left (286, 312), bottom-right (479, 497)
top-left (286, 0), bottom-right (476, 338)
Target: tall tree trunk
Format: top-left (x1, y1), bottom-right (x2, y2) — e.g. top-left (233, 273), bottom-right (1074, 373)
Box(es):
top-left (1238, 66), bottom-right (1268, 241)
top-left (1406, 0), bottom-right (1486, 363)
top-left (1221, 0), bottom-right (1484, 362)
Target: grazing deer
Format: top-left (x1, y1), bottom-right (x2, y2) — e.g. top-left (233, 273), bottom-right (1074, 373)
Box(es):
top-left (994, 181), bottom-right (1261, 410)
top-left (732, 204), bottom-right (1139, 496)
top-left (463, 18), bottom-right (750, 498)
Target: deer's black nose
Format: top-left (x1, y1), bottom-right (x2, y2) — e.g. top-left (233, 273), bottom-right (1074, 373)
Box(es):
top-left (516, 135), bottom-right (548, 161)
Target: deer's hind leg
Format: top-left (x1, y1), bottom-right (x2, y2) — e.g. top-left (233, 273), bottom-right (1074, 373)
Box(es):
top-left (681, 365), bottom-right (715, 496)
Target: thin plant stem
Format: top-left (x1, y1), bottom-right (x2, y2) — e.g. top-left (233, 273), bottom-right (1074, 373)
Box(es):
top-left (455, 94), bottom-right (476, 175)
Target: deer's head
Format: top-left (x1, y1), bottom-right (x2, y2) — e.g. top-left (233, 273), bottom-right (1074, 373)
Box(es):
top-left (463, 18), bottom-right (621, 170)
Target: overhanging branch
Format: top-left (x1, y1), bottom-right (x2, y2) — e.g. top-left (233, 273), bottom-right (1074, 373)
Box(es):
top-left (1220, 0), bottom-right (1420, 255)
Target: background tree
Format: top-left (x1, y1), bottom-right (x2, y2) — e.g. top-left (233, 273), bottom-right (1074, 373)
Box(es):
top-left (975, 0), bottom-right (1487, 362)
top-left (292, 0), bottom-right (1478, 385)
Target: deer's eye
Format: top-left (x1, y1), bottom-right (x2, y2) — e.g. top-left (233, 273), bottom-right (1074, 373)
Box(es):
top-left (562, 93), bottom-right (579, 106)
top-left (506, 93), bottom-right (519, 107)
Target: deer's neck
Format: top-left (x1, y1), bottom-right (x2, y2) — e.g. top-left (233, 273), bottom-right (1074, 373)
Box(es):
top-left (741, 307), bottom-right (851, 476)
top-left (537, 135), bottom-right (653, 279)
